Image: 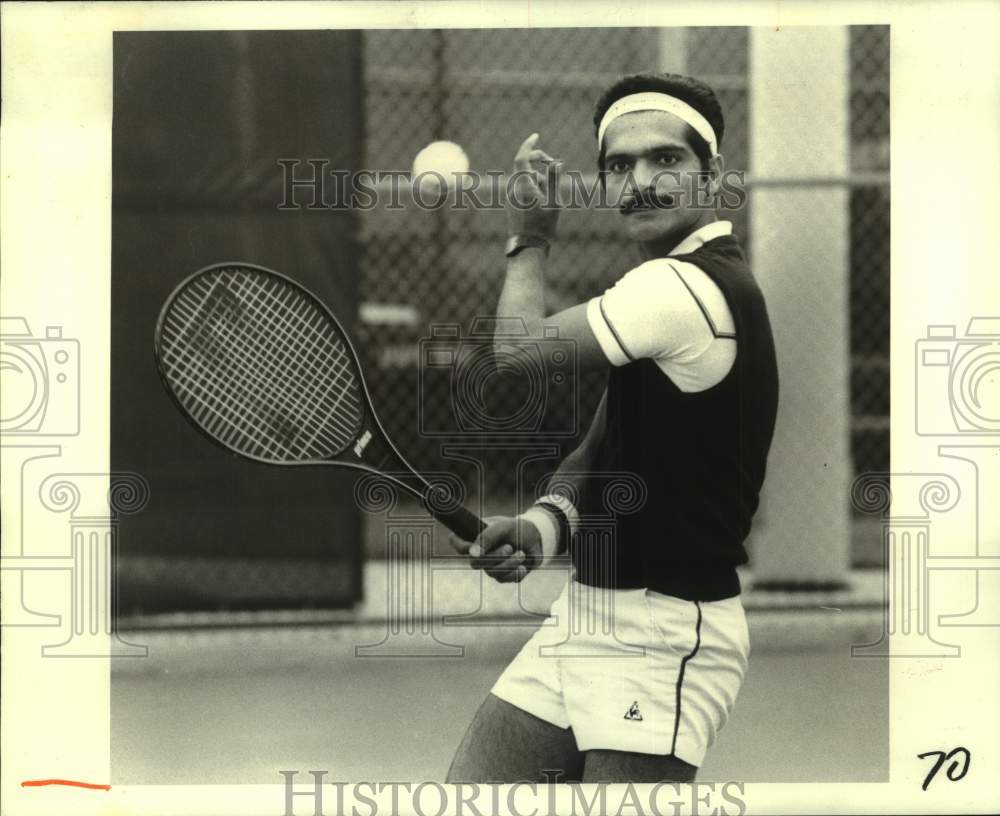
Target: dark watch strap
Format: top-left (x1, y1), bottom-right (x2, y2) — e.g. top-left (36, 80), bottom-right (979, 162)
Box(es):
top-left (505, 234), bottom-right (551, 257)
top-left (536, 501), bottom-right (571, 554)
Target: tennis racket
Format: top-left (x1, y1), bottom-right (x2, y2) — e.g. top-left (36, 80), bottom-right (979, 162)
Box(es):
top-left (153, 261), bottom-right (486, 542)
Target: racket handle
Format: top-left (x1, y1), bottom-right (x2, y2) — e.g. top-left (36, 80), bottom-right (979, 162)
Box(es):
top-left (432, 504), bottom-right (487, 542)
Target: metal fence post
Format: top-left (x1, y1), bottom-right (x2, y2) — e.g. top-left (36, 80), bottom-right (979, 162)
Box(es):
top-left (748, 27), bottom-right (852, 587)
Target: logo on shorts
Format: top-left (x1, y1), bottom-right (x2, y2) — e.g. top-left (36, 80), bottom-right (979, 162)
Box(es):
top-left (624, 701), bottom-right (643, 722)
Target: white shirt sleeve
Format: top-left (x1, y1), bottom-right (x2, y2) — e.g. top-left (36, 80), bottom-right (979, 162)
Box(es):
top-left (586, 258), bottom-right (737, 392)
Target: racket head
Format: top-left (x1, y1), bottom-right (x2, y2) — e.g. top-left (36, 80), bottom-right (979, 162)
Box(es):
top-left (154, 261), bottom-right (371, 466)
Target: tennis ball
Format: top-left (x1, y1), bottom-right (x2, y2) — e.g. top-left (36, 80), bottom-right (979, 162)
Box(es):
top-left (412, 141), bottom-right (470, 199)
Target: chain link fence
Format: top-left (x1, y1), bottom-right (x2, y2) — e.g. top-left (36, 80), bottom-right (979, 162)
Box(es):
top-left (100, 23), bottom-right (894, 624)
top-left (848, 25), bottom-right (891, 489)
top-left (358, 26), bottom-right (888, 565)
top-left (106, 26), bottom-right (889, 621)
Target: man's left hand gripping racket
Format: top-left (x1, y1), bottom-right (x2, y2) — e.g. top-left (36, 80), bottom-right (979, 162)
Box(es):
top-left (154, 261), bottom-right (486, 542)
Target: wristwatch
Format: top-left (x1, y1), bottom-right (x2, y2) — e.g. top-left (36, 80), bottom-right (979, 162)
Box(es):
top-left (505, 234), bottom-right (551, 258)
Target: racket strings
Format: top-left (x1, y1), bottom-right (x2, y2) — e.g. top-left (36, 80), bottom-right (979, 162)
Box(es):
top-left (164, 278), bottom-right (358, 458)
top-left (200, 271), bottom-right (362, 447)
top-left (162, 307), bottom-right (312, 459)
top-left (229, 276), bottom-right (362, 452)
top-left (233, 278), bottom-right (363, 450)
top-left (195, 278), bottom-right (348, 433)
top-left (163, 303), bottom-right (312, 456)
top-left (237, 274), bottom-right (361, 436)
top-left (165, 284), bottom-right (307, 452)
top-left (160, 287), bottom-right (280, 451)
top-left (159, 268), bottom-right (364, 460)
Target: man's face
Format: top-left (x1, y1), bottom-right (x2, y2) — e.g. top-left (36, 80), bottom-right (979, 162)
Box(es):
top-left (602, 110), bottom-right (712, 244)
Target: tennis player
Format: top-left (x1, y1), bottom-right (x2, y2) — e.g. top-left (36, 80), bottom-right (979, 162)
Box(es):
top-left (447, 73), bottom-right (779, 783)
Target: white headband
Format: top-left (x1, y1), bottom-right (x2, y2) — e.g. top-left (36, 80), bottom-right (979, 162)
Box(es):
top-left (597, 91), bottom-right (718, 157)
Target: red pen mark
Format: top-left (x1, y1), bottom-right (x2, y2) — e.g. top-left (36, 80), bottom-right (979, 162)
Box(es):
top-left (21, 779), bottom-right (111, 791)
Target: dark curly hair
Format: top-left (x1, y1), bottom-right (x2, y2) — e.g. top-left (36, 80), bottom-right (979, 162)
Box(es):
top-left (593, 73), bottom-right (725, 171)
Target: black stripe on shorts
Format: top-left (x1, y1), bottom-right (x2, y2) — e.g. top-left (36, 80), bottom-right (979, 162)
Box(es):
top-left (670, 601), bottom-right (703, 757)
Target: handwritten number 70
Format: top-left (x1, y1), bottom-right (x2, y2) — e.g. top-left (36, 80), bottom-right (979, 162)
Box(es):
top-left (918, 747), bottom-right (970, 791)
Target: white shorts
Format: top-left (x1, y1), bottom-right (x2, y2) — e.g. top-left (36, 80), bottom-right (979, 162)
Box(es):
top-left (491, 579), bottom-right (750, 767)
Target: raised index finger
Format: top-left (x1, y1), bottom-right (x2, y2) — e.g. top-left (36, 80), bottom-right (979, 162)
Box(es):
top-left (513, 132), bottom-right (540, 173)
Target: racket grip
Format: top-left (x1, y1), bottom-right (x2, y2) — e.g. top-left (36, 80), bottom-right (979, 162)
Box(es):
top-left (433, 504), bottom-right (487, 542)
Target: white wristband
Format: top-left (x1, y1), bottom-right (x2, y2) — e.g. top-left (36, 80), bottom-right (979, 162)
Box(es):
top-left (519, 507), bottom-right (560, 565)
top-left (518, 493), bottom-right (579, 566)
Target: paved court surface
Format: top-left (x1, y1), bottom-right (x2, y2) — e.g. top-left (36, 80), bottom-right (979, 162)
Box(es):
top-left (112, 618), bottom-right (888, 784)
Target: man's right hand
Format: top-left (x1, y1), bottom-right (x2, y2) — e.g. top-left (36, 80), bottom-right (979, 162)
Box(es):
top-left (505, 132), bottom-right (562, 241)
top-left (448, 515), bottom-right (543, 584)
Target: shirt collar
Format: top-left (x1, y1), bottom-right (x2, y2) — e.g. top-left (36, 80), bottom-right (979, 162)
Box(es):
top-left (668, 220), bottom-right (733, 256)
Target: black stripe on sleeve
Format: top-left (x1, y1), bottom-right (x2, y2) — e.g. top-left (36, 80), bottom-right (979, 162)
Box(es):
top-left (670, 601), bottom-right (703, 757)
top-left (598, 296), bottom-right (636, 361)
top-left (672, 266), bottom-right (736, 340)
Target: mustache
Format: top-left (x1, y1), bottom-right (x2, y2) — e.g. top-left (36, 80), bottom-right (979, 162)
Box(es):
top-left (619, 188), bottom-right (677, 214)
